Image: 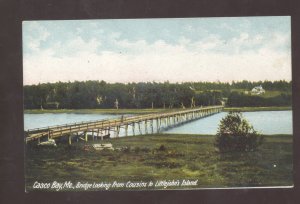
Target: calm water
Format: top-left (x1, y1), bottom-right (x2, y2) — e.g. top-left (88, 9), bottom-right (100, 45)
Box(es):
top-left (24, 113), bottom-right (123, 130)
top-left (24, 111), bottom-right (293, 135)
top-left (164, 111), bottom-right (293, 135)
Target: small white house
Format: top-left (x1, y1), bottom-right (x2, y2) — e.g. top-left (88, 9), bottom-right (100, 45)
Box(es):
top-left (251, 85), bottom-right (265, 95)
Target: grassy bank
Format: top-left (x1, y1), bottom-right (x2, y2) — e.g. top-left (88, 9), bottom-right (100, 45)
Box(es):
top-left (25, 134), bottom-right (293, 191)
top-left (24, 108), bottom-right (169, 114)
top-left (224, 106), bottom-right (292, 112)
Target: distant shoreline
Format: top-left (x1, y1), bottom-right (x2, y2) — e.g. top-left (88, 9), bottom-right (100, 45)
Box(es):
top-left (24, 106), bottom-right (292, 114)
top-left (24, 108), bottom-right (169, 114)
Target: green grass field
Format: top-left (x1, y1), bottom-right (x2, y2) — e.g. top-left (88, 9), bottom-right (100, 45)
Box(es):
top-left (25, 134), bottom-right (293, 191)
top-left (230, 89), bottom-right (290, 98)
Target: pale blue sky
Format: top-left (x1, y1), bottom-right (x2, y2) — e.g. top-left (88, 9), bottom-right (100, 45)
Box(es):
top-left (23, 16), bottom-right (291, 85)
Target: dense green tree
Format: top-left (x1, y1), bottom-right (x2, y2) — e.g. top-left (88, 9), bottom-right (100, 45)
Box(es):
top-left (215, 112), bottom-right (264, 152)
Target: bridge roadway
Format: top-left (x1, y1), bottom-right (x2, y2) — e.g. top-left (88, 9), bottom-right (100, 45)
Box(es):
top-left (25, 105), bottom-right (224, 145)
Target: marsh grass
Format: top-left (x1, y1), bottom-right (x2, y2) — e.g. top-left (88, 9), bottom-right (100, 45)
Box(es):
top-left (25, 134), bottom-right (293, 190)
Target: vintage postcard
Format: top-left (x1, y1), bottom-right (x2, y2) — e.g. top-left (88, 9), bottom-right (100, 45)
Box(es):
top-left (23, 17), bottom-right (292, 191)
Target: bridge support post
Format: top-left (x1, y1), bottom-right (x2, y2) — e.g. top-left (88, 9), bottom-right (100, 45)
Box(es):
top-left (105, 129), bottom-right (108, 140)
top-left (125, 124), bottom-right (128, 136)
top-left (145, 120), bottom-right (148, 134)
top-left (138, 122), bottom-right (142, 135)
top-left (96, 129), bottom-right (99, 140)
top-left (115, 126), bottom-right (120, 138)
top-left (85, 131), bottom-right (88, 142)
top-left (150, 119), bottom-right (153, 134)
top-left (132, 123), bottom-right (135, 136)
top-left (101, 129), bottom-right (104, 140)
top-left (116, 126), bottom-right (119, 137)
top-left (68, 135), bottom-right (72, 145)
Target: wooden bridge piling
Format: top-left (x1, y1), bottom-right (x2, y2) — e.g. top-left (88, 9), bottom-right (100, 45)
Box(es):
top-left (85, 131), bottom-right (88, 142)
top-left (125, 124), bottom-right (128, 137)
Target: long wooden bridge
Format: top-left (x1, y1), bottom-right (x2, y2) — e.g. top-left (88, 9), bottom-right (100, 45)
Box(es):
top-left (25, 105), bottom-right (224, 145)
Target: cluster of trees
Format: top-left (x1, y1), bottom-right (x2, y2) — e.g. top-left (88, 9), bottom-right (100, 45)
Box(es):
top-left (23, 80), bottom-right (292, 109)
top-left (24, 81), bottom-right (223, 109)
top-left (227, 92), bottom-right (292, 107)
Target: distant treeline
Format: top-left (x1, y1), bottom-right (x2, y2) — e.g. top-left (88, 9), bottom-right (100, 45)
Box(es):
top-left (24, 80), bottom-right (292, 109)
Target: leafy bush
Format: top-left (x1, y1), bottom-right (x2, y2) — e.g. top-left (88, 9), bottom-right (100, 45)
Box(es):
top-left (215, 112), bottom-right (263, 152)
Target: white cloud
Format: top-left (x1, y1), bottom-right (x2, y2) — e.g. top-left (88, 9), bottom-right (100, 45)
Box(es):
top-left (23, 29), bottom-right (291, 85)
top-left (61, 37), bottom-right (101, 56)
top-left (194, 35), bottom-right (224, 51)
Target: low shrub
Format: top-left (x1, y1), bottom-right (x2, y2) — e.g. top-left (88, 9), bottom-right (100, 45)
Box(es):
top-left (215, 112), bottom-right (264, 152)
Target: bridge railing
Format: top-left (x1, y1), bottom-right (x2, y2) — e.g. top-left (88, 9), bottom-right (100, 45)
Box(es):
top-left (25, 105), bottom-right (224, 138)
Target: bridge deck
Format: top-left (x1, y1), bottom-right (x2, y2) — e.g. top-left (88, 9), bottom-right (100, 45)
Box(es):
top-left (25, 106), bottom-right (224, 143)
